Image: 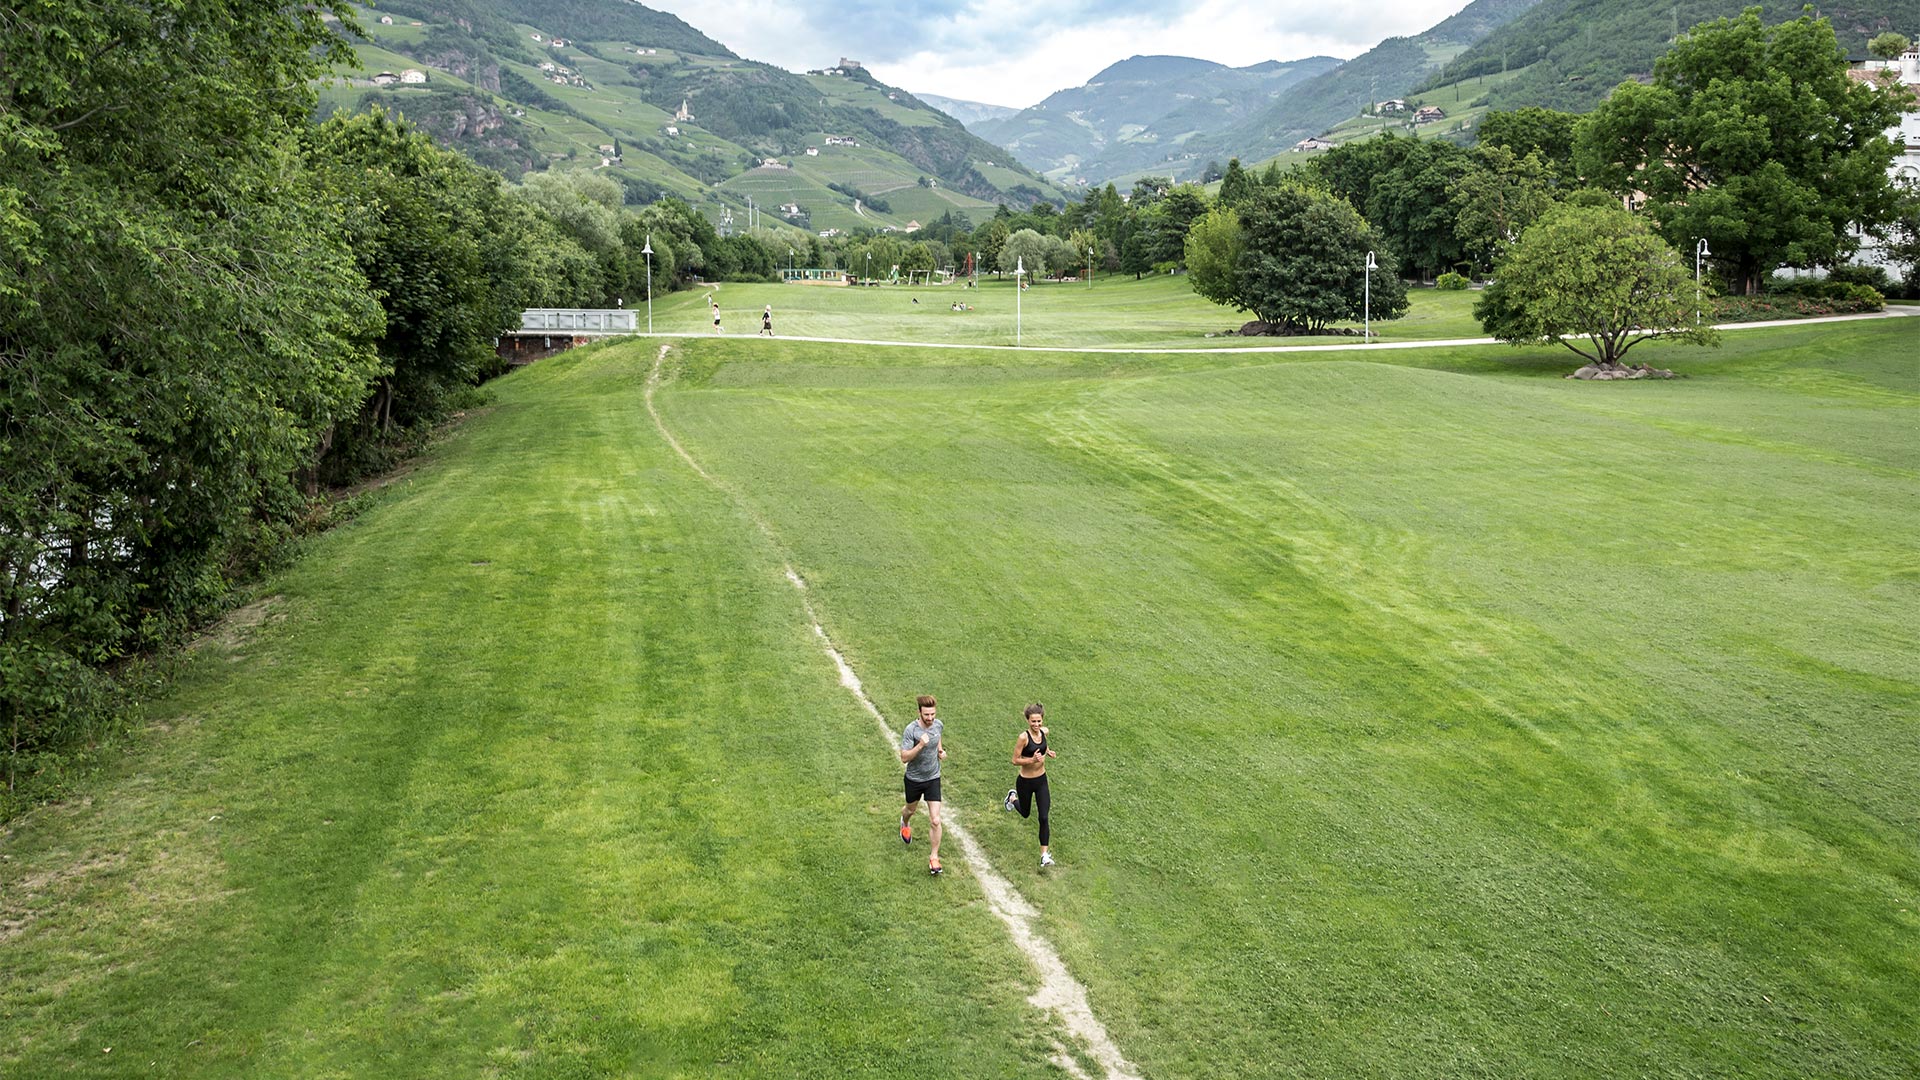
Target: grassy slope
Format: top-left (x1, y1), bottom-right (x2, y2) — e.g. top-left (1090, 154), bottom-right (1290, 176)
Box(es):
top-left (4, 308), bottom-right (1915, 1076)
top-left (0, 352), bottom-right (1053, 1078)
top-left (653, 320), bottom-right (1919, 1077)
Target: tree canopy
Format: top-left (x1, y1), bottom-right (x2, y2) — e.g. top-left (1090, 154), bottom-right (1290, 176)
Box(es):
top-left (1574, 9), bottom-right (1905, 294)
top-left (1474, 202), bottom-right (1720, 364)
top-left (1186, 183), bottom-right (1409, 332)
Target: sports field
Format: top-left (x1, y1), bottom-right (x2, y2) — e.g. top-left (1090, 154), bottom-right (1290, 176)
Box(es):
top-left (3, 292), bottom-right (1916, 1077)
top-left (668, 273), bottom-right (1487, 347)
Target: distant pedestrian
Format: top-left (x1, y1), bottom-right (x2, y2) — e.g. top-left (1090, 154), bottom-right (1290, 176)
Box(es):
top-left (900, 694), bottom-right (947, 876)
top-left (760, 304), bottom-right (773, 336)
top-left (711, 302), bottom-right (722, 334)
top-left (1002, 702), bottom-right (1056, 866)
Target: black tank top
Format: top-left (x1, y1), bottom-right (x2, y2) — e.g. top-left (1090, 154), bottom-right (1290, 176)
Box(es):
top-left (1023, 729), bottom-right (1047, 760)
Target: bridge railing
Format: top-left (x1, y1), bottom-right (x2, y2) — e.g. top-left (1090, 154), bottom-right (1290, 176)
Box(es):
top-left (518, 309), bottom-right (638, 333)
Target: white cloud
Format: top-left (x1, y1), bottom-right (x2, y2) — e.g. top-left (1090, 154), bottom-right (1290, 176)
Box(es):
top-left (642, 0), bottom-right (1469, 108)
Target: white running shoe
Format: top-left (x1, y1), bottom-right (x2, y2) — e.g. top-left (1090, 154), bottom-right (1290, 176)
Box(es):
top-left (1003, 788), bottom-right (1017, 812)
top-left (1040, 851), bottom-right (1055, 868)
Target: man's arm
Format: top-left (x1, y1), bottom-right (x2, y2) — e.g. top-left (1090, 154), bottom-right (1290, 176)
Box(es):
top-left (900, 734), bottom-right (928, 764)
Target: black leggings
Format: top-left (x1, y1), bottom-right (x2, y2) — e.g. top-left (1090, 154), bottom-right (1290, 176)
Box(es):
top-left (1015, 773), bottom-right (1051, 846)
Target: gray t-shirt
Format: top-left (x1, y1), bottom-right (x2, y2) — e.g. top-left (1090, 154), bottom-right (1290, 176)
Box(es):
top-left (901, 718), bottom-right (943, 781)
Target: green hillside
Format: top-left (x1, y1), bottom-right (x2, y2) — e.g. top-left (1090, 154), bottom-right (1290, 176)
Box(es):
top-left (329, 1), bottom-right (1060, 223)
top-left (1178, 0), bottom-right (1544, 175)
top-left (1417, 0), bottom-right (1913, 112)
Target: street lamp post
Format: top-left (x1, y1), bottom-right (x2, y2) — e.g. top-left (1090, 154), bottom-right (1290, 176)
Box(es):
top-left (642, 233), bottom-right (654, 335)
top-left (1087, 246), bottom-right (1094, 289)
top-left (1015, 256), bottom-right (1025, 345)
top-left (1364, 251), bottom-right (1377, 341)
top-left (1695, 238), bottom-right (1710, 325)
top-left (865, 251), bottom-right (871, 285)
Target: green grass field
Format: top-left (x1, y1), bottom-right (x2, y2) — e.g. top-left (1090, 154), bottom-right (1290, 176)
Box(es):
top-left (673, 274), bottom-right (1487, 348)
top-left (3, 311), bottom-right (1916, 1076)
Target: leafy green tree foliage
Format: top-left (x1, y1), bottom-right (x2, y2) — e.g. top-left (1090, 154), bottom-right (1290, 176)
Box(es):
top-left (975, 219), bottom-right (1011, 273)
top-left (1042, 235), bottom-right (1081, 278)
top-left (1309, 134), bottom-right (1469, 279)
top-left (1575, 10), bottom-right (1905, 294)
top-left (1217, 158), bottom-right (1255, 207)
top-left (998, 229), bottom-right (1051, 278)
top-left (1184, 206), bottom-right (1244, 304)
top-left (1868, 32), bottom-right (1909, 59)
top-left (1187, 184), bottom-right (1409, 332)
top-left (1, 0), bottom-right (381, 801)
top-left (1878, 181), bottom-right (1920, 296)
top-left (304, 110), bottom-right (535, 463)
top-left (1450, 145), bottom-right (1559, 271)
top-left (1474, 203), bottom-right (1719, 364)
top-left (1475, 107), bottom-right (1579, 178)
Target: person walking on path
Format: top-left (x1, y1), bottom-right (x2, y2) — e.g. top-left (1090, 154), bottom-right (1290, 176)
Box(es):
top-left (710, 298), bottom-right (723, 334)
top-left (900, 694), bottom-right (947, 875)
top-left (760, 304), bottom-right (774, 337)
top-left (1003, 702), bottom-right (1056, 866)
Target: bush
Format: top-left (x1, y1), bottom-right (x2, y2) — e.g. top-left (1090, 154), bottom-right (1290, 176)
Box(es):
top-left (1827, 264), bottom-right (1894, 293)
top-left (1714, 293), bottom-right (1885, 322)
top-left (1763, 275), bottom-right (1886, 305)
top-left (1436, 271), bottom-right (1470, 290)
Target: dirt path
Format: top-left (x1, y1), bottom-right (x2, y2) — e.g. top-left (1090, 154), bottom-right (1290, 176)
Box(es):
top-left (644, 345), bottom-right (1143, 1080)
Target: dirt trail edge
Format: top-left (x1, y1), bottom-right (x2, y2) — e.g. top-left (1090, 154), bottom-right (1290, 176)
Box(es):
top-left (645, 344), bottom-right (1143, 1080)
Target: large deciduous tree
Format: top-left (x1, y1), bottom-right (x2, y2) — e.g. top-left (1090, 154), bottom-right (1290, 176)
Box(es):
top-left (1, 0), bottom-right (380, 800)
top-left (1574, 9), bottom-right (1904, 295)
top-left (1186, 183), bottom-right (1409, 333)
top-left (1474, 203), bottom-right (1719, 365)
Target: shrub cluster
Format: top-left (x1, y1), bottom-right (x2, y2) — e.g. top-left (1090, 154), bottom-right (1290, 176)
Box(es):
top-left (1714, 294), bottom-right (1886, 322)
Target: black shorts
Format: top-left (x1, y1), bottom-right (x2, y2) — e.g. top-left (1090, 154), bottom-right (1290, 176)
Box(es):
top-left (904, 775), bottom-right (943, 803)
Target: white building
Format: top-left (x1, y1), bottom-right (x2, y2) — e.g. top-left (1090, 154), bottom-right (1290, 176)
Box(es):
top-left (399, 69), bottom-right (427, 84)
top-left (1849, 47), bottom-right (1920, 273)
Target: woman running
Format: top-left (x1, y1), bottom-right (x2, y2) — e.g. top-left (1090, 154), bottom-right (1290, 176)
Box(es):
top-left (1003, 703), bottom-right (1057, 866)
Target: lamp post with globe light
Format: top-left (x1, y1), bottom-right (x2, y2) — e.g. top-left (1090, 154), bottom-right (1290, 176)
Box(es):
top-left (642, 234), bottom-right (653, 335)
top-left (1363, 251), bottom-right (1377, 341)
top-left (1695, 239), bottom-right (1710, 324)
top-left (1015, 256), bottom-right (1025, 345)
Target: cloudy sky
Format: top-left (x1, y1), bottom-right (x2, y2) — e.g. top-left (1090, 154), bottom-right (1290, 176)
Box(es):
top-left (641, 0), bottom-right (1475, 108)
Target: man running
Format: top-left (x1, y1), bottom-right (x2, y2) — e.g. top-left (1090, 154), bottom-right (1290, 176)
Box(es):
top-left (710, 299), bottom-right (723, 334)
top-left (760, 304), bottom-right (773, 337)
top-left (900, 694), bottom-right (947, 875)
top-left (1003, 702), bottom-right (1056, 866)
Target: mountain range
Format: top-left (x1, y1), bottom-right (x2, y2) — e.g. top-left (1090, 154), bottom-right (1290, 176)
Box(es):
top-left (966, 54), bottom-right (1343, 187)
top-left (325, 0), bottom-right (1057, 233)
top-left (943, 0), bottom-right (1910, 186)
top-left (329, 0), bottom-right (1915, 215)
